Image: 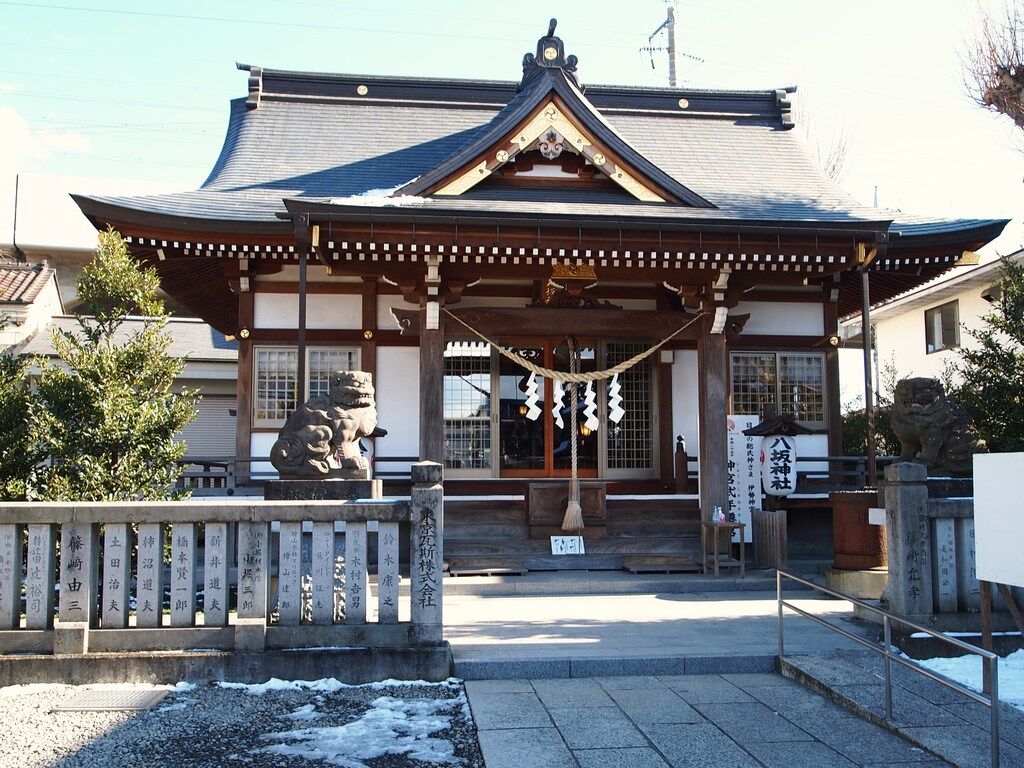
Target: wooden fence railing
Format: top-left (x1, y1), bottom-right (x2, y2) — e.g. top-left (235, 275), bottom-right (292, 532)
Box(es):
top-left (0, 462), bottom-right (443, 656)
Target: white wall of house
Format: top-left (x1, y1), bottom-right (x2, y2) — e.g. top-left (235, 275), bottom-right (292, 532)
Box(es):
top-left (873, 286), bottom-right (992, 382)
top-left (0, 275), bottom-right (63, 348)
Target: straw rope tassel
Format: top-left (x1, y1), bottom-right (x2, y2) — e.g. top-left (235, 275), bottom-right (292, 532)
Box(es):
top-left (562, 336), bottom-right (585, 534)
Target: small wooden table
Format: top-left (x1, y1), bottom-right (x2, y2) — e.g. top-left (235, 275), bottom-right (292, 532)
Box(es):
top-left (701, 522), bottom-right (746, 577)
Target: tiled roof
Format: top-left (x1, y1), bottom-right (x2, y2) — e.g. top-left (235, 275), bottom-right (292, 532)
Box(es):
top-left (71, 63), bottom-right (1007, 247)
top-left (0, 262), bottom-right (54, 304)
top-left (20, 315), bottom-right (238, 362)
top-left (73, 66), bottom-right (889, 227)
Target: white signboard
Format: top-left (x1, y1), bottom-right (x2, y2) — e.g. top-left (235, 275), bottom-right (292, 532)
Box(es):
top-left (550, 536), bottom-right (586, 555)
top-left (761, 435), bottom-right (797, 496)
top-left (974, 453), bottom-right (1024, 588)
top-left (726, 415), bottom-right (761, 542)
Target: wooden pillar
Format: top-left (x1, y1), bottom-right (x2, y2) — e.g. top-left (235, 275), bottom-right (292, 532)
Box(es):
top-left (823, 299), bottom-right (843, 458)
top-left (419, 307), bottom-right (444, 463)
top-left (297, 249), bottom-right (308, 402)
top-left (861, 269), bottom-right (878, 486)
top-left (361, 277), bottom-right (378, 379)
top-left (697, 313), bottom-right (729, 521)
top-left (235, 291), bottom-right (254, 477)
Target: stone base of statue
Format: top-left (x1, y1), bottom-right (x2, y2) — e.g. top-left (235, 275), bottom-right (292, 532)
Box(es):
top-left (264, 477), bottom-right (382, 501)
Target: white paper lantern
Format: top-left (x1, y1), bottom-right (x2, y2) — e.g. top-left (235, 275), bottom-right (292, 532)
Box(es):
top-left (761, 434), bottom-right (797, 496)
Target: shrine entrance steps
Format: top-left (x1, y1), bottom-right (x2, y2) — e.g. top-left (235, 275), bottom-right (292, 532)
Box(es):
top-left (444, 495), bottom-right (704, 576)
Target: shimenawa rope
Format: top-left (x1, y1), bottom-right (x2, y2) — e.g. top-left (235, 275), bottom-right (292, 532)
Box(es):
top-left (442, 308), bottom-right (707, 383)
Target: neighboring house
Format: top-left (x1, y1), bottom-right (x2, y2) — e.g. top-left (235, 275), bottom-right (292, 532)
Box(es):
top-left (839, 250), bottom-right (1023, 389)
top-left (18, 315), bottom-right (239, 456)
top-left (0, 261), bottom-right (64, 348)
top-left (0, 174), bottom-right (239, 457)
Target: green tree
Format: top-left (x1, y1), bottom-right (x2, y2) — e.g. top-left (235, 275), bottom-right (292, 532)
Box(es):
top-left (30, 229), bottom-right (199, 500)
top-left (841, 356), bottom-right (900, 457)
top-left (950, 255), bottom-right (1024, 452)
top-left (0, 315), bottom-right (35, 500)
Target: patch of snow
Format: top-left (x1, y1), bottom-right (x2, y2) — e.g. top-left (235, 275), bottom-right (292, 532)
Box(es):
top-left (156, 698), bottom-right (196, 713)
top-left (0, 683), bottom-right (67, 697)
top-left (915, 649), bottom-right (1024, 710)
top-left (329, 179), bottom-right (426, 208)
top-left (257, 694), bottom-right (465, 767)
top-left (281, 704), bottom-right (322, 721)
top-left (216, 677), bottom-right (461, 695)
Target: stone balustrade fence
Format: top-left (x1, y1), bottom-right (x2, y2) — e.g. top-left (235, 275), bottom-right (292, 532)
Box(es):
top-left (0, 462), bottom-right (443, 657)
top-left (885, 462), bottom-right (1024, 618)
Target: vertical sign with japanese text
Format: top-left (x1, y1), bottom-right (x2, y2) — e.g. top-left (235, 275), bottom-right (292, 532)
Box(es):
top-left (727, 415), bottom-right (761, 542)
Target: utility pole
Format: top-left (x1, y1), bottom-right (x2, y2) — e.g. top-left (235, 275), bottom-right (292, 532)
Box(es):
top-left (644, 1), bottom-right (680, 87)
top-left (666, 3), bottom-right (677, 88)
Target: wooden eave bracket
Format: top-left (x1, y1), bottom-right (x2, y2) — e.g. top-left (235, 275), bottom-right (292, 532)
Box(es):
top-left (431, 98), bottom-right (668, 203)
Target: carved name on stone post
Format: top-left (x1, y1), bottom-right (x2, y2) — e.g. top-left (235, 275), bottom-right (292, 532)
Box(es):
top-left (270, 370), bottom-right (387, 480)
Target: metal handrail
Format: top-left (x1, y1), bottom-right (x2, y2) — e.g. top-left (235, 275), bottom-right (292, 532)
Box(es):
top-left (777, 569), bottom-right (1001, 768)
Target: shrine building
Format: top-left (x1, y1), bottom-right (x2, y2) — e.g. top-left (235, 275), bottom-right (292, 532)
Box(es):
top-left (73, 23), bottom-right (1006, 572)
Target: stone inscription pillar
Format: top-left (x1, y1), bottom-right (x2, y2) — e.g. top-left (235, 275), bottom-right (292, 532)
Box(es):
top-left (884, 462), bottom-right (933, 616)
top-left (410, 461), bottom-right (443, 643)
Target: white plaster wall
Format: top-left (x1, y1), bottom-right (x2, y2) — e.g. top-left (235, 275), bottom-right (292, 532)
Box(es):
top-left (254, 292), bottom-right (361, 329)
top-left (250, 432), bottom-right (278, 480)
top-left (375, 346), bottom-right (420, 469)
top-left (377, 294), bottom-right (408, 330)
top-left (671, 349), bottom-right (699, 455)
top-left (734, 301), bottom-right (823, 336)
top-left (874, 288), bottom-right (992, 382)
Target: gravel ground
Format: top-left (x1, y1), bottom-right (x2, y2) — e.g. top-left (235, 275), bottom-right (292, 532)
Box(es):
top-left (0, 679), bottom-right (484, 768)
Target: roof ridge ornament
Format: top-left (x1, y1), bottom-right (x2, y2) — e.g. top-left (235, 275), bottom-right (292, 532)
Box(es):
top-left (519, 18), bottom-right (581, 92)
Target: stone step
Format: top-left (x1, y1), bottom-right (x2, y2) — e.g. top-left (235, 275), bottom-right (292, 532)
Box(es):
top-left (446, 536), bottom-right (701, 557)
top-left (621, 555), bottom-right (703, 573)
top-left (454, 653), bottom-right (776, 680)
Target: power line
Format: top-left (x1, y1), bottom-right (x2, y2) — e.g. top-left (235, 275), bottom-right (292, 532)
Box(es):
top-left (0, 1), bottom-right (647, 50)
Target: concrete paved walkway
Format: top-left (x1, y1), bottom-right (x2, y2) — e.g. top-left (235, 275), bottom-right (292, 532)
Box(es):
top-left (466, 672), bottom-right (951, 768)
top-left (787, 651), bottom-right (1024, 768)
top-left (446, 589), bottom-right (872, 679)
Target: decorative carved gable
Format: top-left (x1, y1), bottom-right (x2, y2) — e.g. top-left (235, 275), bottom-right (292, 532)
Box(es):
top-left (434, 99), bottom-right (666, 202)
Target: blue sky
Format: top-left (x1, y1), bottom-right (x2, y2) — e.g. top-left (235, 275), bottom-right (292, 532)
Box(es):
top-left (1, 0), bottom-right (1022, 251)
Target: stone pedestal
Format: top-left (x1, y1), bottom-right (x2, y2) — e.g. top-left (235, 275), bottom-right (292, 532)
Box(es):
top-left (264, 478), bottom-right (382, 501)
top-left (825, 566), bottom-right (888, 600)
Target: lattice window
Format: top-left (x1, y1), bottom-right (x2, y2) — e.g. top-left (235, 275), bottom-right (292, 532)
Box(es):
top-left (731, 352), bottom-right (825, 426)
top-left (254, 348), bottom-right (297, 423)
top-left (779, 354), bottom-right (824, 424)
top-left (308, 348), bottom-right (359, 399)
top-left (254, 346), bottom-right (359, 425)
top-left (605, 341), bottom-right (654, 470)
top-left (731, 353), bottom-right (778, 419)
top-left (444, 342), bottom-right (492, 471)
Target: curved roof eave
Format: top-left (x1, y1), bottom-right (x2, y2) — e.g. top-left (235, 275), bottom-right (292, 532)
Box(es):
top-left (71, 193), bottom-right (292, 237)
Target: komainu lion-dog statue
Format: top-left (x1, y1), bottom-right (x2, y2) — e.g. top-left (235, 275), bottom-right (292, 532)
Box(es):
top-left (890, 377), bottom-right (985, 477)
top-left (270, 370), bottom-right (387, 479)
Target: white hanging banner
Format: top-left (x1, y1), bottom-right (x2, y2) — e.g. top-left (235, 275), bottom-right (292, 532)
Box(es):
top-left (583, 381), bottom-right (599, 432)
top-left (524, 372), bottom-right (542, 421)
top-left (761, 435), bottom-right (797, 496)
top-left (608, 372), bottom-right (625, 424)
top-left (551, 380), bottom-right (565, 429)
top-left (726, 415), bottom-right (761, 543)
